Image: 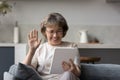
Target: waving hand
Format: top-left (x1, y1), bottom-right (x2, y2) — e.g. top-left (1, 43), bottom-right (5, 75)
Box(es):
top-left (28, 29), bottom-right (41, 51)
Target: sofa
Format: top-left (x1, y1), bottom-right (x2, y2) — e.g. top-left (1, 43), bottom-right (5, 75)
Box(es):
top-left (4, 63), bottom-right (120, 80)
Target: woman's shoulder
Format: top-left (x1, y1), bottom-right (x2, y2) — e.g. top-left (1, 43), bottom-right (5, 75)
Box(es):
top-left (35, 42), bottom-right (48, 55)
top-left (62, 41), bottom-right (78, 47)
top-left (37, 42), bottom-right (48, 49)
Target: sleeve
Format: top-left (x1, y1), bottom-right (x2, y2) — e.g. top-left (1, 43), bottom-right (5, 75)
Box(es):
top-left (31, 48), bottom-right (39, 69)
top-left (71, 42), bottom-right (78, 48)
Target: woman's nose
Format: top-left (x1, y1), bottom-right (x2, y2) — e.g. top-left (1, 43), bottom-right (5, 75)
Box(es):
top-left (53, 32), bottom-right (57, 37)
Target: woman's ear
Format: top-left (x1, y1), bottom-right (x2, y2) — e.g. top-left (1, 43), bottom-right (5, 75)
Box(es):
top-left (43, 31), bottom-right (47, 38)
top-left (62, 32), bottom-right (66, 38)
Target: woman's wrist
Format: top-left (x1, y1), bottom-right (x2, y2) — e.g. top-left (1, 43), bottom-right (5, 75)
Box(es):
top-left (23, 49), bottom-right (35, 65)
top-left (74, 66), bottom-right (81, 77)
top-left (28, 48), bottom-right (36, 55)
top-left (70, 65), bottom-right (81, 77)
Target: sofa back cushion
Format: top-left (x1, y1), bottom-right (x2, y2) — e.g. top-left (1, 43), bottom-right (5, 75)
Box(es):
top-left (80, 63), bottom-right (120, 80)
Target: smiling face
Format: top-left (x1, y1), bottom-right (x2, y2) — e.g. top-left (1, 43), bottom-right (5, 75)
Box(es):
top-left (40, 13), bottom-right (69, 46)
top-left (45, 25), bottom-right (63, 46)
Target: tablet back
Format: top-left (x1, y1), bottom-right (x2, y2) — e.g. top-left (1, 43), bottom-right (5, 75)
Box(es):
top-left (50, 47), bottom-right (79, 74)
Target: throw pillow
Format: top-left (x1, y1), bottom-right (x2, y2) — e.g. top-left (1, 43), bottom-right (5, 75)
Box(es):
top-left (15, 63), bottom-right (42, 80)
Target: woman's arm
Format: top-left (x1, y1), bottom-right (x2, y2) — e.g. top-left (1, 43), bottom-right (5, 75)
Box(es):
top-left (22, 49), bottom-right (36, 65)
top-left (22, 29), bottom-right (41, 65)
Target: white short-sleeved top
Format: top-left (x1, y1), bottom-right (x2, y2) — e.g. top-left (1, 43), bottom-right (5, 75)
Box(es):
top-left (31, 41), bottom-right (80, 74)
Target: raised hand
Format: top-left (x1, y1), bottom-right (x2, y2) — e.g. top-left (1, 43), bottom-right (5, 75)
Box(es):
top-left (28, 29), bottom-right (41, 51)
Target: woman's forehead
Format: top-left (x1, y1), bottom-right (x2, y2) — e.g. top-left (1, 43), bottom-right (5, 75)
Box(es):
top-left (46, 25), bottom-right (62, 30)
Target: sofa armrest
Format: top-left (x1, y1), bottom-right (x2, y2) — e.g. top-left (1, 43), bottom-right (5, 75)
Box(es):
top-left (80, 63), bottom-right (120, 80)
top-left (8, 64), bottom-right (18, 75)
top-left (3, 72), bottom-right (16, 80)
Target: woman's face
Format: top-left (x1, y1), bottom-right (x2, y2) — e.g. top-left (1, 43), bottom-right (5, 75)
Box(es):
top-left (45, 25), bottom-right (63, 46)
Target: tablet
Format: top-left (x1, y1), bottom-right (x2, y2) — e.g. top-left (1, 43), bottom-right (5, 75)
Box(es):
top-left (50, 47), bottom-right (79, 74)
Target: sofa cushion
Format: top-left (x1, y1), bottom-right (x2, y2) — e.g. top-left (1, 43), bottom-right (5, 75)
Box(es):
top-left (80, 63), bottom-right (120, 80)
top-left (15, 63), bottom-right (42, 80)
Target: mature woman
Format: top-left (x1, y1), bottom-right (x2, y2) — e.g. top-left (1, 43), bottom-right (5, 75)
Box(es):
top-left (23, 12), bottom-right (81, 80)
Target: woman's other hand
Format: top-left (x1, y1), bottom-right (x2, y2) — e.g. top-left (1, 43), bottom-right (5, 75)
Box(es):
top-left (69, 59), bottom-right (81, 77)
top-left (62, 61), bottom-right (70, 71)
top-left (28, 29), bottom-right (41, 51)
top-left (62, 59), bottom-right (81, 77)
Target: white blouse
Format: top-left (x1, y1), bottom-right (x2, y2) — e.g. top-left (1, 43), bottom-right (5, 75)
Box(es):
top-left (31, 41), bottom-right (80, 75)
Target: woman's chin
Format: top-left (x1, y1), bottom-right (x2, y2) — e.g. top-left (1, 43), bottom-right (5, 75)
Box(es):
top-left (51, 41), bottom-right (61, 46)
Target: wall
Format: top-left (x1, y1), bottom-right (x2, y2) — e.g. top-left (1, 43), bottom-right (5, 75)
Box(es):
top-left (0, 0), bottom-right (120, 43)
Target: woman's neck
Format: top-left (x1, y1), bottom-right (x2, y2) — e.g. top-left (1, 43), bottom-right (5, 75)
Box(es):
top-left (48, 41), bottom-right (63, 46)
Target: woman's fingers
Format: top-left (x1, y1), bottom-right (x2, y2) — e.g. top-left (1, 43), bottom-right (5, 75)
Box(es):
top-left (29, 31), bottom-right (32, 39)
top-left (28, 33), bottom-right (30, 40)
top-left (36, 30), bottom-right (38, 40)
top-left (69, 59), bottom-right (74, 66)
top-left (33, 29), bottom-right (38, 38)
top-left (62, 61), bottom-right (70, 71)
top-left (69, 59), bottom-right (76, 72)
top-left (62, 61), bottom-right (67, 67)
top-left (28, 29), bottom-right (38, 40)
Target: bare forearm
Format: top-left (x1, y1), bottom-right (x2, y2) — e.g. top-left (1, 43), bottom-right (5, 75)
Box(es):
top-left (72, 65), bottom-right (81, 77)
top-left (22, 49), bottom-right (35, 65)
top-left (74, 66), bottom-right (81, 77)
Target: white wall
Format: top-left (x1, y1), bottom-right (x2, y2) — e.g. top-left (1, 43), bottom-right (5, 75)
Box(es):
top-left (0, 0), bottom-right (120, 43)
top-left (9, 0), bottom-right (120, 25)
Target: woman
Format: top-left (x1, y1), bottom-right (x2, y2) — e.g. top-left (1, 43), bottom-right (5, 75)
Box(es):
top-left (23, 12), bottom-right (81, 80)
